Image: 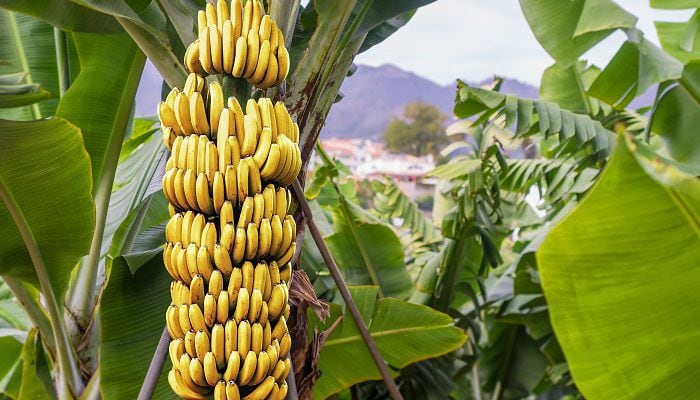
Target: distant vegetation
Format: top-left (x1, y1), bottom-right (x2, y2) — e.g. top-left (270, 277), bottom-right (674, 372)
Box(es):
top-left (382, 101), bottom-right (448, 158)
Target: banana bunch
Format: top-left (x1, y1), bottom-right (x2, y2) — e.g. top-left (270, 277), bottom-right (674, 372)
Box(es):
top-left (161, 23), bottom-right (298, 397)
top-left (183, 0), bottom-right (290, 89)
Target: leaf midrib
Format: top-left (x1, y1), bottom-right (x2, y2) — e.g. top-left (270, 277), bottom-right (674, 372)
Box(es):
top-left (322, 324), bottom-right (455, 347)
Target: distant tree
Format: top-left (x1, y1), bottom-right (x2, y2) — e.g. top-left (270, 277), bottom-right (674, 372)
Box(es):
top-left (382, 101), bottom-right (448, 157)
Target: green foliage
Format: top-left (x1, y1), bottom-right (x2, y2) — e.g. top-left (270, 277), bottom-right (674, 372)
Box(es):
top-left (307, 286), bottom-right (467, 400)
top-left (539, 135), bottom-right (700, 398)
top-left (382, 101), bottom-right (448, 157)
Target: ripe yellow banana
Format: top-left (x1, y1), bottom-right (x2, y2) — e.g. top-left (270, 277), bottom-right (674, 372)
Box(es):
top-left (245, 222), bottom-right (258, 260)
top-left (167, 305), bottom-right (185, 338)
top-left (258, 219), bottom-right (271, 258)
top-left (231, 36), bottom-right (248, 78)
top-left (267, 285), bottom-right (285, 321)
top-left (196, 245), bottom-right (214, 281)
top-left (227, 268), bottom-right (243, 305)
top-left (184, 329), bottom-right (197, 356)
top-left (253, 262), bottom-right (266, 292)
top-left (180, 210), bottom-right (193, 245)
top-left (269, 215), bottom-right (283, 257)
top-left (224, 351), bottom-right (241, 382)
top-left (212, 171), bottom-right (225, 214)
top-left (237, 196), bottom-right (254, 228)
top-left (248, 158), bottom-right (263, 195)
top-left (199, 25), bottom-right (215, 74)
top-left (158, 102), bottom-right (182, 135)
top-left (179, 303), bottom-right (193, 332)
top-left (252, 193), bottom-right (264, 225)
top-left (237, 156), bottom-right (250, 200)
top-left (203, 351), bottom-right (221, 386)
top-left (189, 356), bottom-right (209, 387)
top-left (237, 320), bottom-right (251, 360)
top-left (251, 322), bottom-right (263, 354)
top-left (214, 244), bottom-right (233, 276)
top-left (189, 274), bottom-right (206, 309)
top-left (263, 321), bottom-right (272, 350)
top-left (232, 227), bottom-right (247, 265)
top-left (279, 262), bottom-right (291, 283)
top-left (269, 261), bottom-right (281, 285)
top-left (276, 45), bottom-right (290, 86)
top-left (242, 114), bottom-right (259, 156)
top-left (271, 316), bottom-right (287, 342)
top-left (259, 301), bottom-right (269, 326)
top-left (190, 213), bottom-right (205, 246)
top-left (262, 185), bottom-right (276, 220)
top-left (164, 244), bottom-right (179, 280)
top-left (279, 381), bottom-right (288, 399)
top-left (252, 127), bottom-right (272, 168)
top-left (241, 0), bottom-right (252, 36)
top-left (195, 328), bottom-right (210, 361)
top-left (196, 135), bottom-right (208, 174)
top-left (207, 141), bottom-right (219, 179)
top-left (216, 290), bottom-right (229, 324)
top-left (277, 241), bottom-right (296, 267)
top-left (225, 320), bottom-right (238, 359)
top-left (243, 376), bottom-right (275, 400)
top-left (250, 0), bottom-right (262, 33)
top-left (260, 143), bottom-right (281, 181)
top-left (190, 92), bottom-right (210, 136)
top-left (243, 28), bottom-right (259, 78)
top-left (184, 40), bottom-right (205, 75)
top-left (185, 243), bottom-right (199, 279)
top-left (209, 269), bottom-right (224, 296)
top-left (176, 243), bottom-right (192, 285)
top-left (204, 293), bottom-right (217, 328)
top-left (209, 82), bottom-right (224, 137)
top-left (211, 322), bottom-right (226, 369)
top-left (251, 39), bottom-right (270, 84)
top-left (189, 303), bottom-right (208, 333)
top-left (225, 165), bottom-right (238, 204)
top-left (217, 109), bottom-right (232, 169)
top-left (173, 169), bottom-right (189, 212)
top-left (251, 351), bottom-right (269, 385)
top-left (237, 349), bottom-right (256, 385)
top-left (196, 173), bottom-right (214, 214)
top-left (229, 135), bottom-right (241, 170)
top-left (279, 333), bottom-right (291, 358)
top-left (209, 25), bottom-right (224, 73)
top-left (266, 343), bottom-right (278, 368)
top-left (216, 0), bottom-right (228, 31)
top-left (214, 380), bottom-right (226, 400)
top-left (258, 49), bottom-right (278, 89)
top-left (202, 222), bottom-right (218, 258)
top-left (248, 288), bottom-right (263, 322)
top-left (233, 287), bottom-right (250, 322)
top-left (222, 19), bottom-right (235, 75)
top-left (226, 381), bottom-right (240, 400)
top-left (205, 2), bottom-right (216, 26)
top-left (259, 15), bottom-right (272, 41)
top-left (220, 200), bottom-right (234, 230)
top-left (170, 338), bottom-right (185, 366)
top-left (183, 169), bottom-right (198, 210)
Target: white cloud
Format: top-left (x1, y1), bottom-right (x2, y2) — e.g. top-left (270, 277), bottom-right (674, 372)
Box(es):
top-left (355, 0), bottom-right (693, 86)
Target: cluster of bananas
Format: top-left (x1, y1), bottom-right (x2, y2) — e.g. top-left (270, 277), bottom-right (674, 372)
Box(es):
top-left (159, 72), bottom-right (300, 400)
top-left (184, 0), bottom-right (290, 89)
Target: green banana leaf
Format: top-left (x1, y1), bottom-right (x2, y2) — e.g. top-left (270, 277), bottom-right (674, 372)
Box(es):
top-left (0, 78), bottom-right (50, 108)
top-left (0, 333), bottom-right (23, 398)
top-left (308, 286), bottom-right (467, 400)
top-left (538, 134), bottom-right (700, 399)
top-left (519, 0), bottom-right (637, 67)
top-left (652, 63), bottom-right (700, 168)
top-left (587, 38), bottom-right (683, 108)
top-left (656, 18), bottom-right (700, 64)
top-left (0, 117), bottom-right (94, 297)
top-left (0, 13), bottom-right (79, 120)
top-left (539, 61), bottom-right (610, 116)
top-left (55, 32), bottom-right (145, 191)
top-left (17, 329), bottom-right (53, 400)
top-left (100, 255), bottom-right (175, 400)
top-left (651, 0), bottom-right (699, 9)
top-left (0, 0), bottom-right (121, 32)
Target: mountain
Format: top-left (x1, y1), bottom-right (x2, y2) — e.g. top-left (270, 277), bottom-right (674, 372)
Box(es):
top-left (322, 64), bottom-right (539, 139)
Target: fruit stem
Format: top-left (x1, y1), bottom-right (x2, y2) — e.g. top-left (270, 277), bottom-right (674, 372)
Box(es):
top-left (137, 326), bottom-right (170, 400)
top-left (291, 179), bottom-right (403, 400)
top-left (223, 75), bottom-right (251, 104)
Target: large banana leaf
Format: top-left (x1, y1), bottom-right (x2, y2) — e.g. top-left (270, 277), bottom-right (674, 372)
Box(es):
top-left (308, 286), bottom-right (467, 400)
top-left (17, 329), bottom-right (53, 400)
top-left (538, 134), bottom-right (700, 399)
top-left (0, 333), bottom-right (23, 398)
top-left (519, 0), bottom-right (637, 67)
top-left (0, 117), bottom-right (94, 296)
top-left (100, 255), bottom-right (175, 400)
top-left (0, 0), bottom-right (121, 32)
top-left (56, 33), bottom-right (145, 190)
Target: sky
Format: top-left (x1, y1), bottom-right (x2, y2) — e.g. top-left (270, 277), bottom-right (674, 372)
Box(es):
top-left (355, 0), bottom-right (694, 86)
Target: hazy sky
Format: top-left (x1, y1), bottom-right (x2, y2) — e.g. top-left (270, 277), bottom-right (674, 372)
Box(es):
top-left (355, 0), bottom-right (693, 86)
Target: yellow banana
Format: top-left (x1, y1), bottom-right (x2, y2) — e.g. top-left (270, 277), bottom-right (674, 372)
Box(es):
top-left (207, 141), bottom-right (219, 179)
top-left (248, 158), bottom-right (263, 195)
top-left (197, 245), bottom-right (214, 281)
top-left (266, 343), bottom-right (278, 368)
top-left (217, 109), bottom-right (232, 170)
top-left (225, 320), bottom-right (238, 359)
top-left (170, 366), bottom-right (210, 399)
top-left (184, 329), bottom-right (197, 357)
top-left (237, 320), bottom-right (251, 360)
top-left (241, 0), bottom-right (252, 35)
top-left (197, 135), bottom-right (208, 174)
top-left (245, 222), bottom-right (259, 260)
top-left (204, 351), bottom-right (222, 386)
top-left (211, 323), bottom-right (226, 369)
top-left (202, 222), bottom-right (218, 258)
top-left (222, 19), bottom-right (235, 75)
top-left (259, 301), bottom-right (269, 327)
top-left (209, 269), bottom-right (224, 296)
top-left (216, 0), bottom-right (228, 31)
top-left (262, 185), bottom-right (276, 220)
top-left (271, 316), bottom-right (287, 342)
top-left (252, 127), bottom-right (272, 168)
top-left (189, 357), bottom-right (209, 387)
top-left (252, 193), bottom-right (264, 225)
top-left (190, 92), bottom-right (210, 135)
top-left (158, 102), bottom-right (182, 134)
top-left (189, 303), bottom-right (208, 333)
top-left (226, 381), bottom-right (240, 400)
top-left (196, 173), bottom-right (215, 214)
top-left (190, 273), bottom-right (206, 309)
top-left (277, 241), bottom-right (296, 267)
top-left (229, 135), bottom-right (241, 171)
top-left (229, 98), bottom-right (245, 140)
top-left (197, 10), bottom-right (207, 36)
top-left (250, 0), bottom-right (262, 33)
top-left (220, 200), bottom-right (234, 231)
top-left (253, 262), bottom-right (267, 292)
top-left (263, 321), bottom-right (272, 350)
top-left (231, 36), bottom-right (248, 78)
top-left (231, 0), bottom-right (242, 38)
top-left (258, 50), bottom-right (278, 89)
top-left (279, 333), bottom-right (291, 358)
top-left (210, 24), bottom-right (224, 73)
top-left (270, 359), bottom-right (285, 383)
top-left (169, 338), bottom-right (185, 366)
top-left (179, 303), bottom-right (193, 333)
top-left (176, 242), bottom-right (192, 285)
top-left (276, 215), bottom-right (293, 259)
top-left (184, 40), bottom-right (205, 75)
top-left (279, 381), bottom-right (288, 399)
top-left (248, 288), bottom-right (263, 323)
top-left (237, 156), bottom-right (250, 200)
top-left (195, 328), bottom-right (211, 361)
top-left (214, 244), bottom-right (233, 277)
top-left (199, 25), bottom-right (215, 74)
top-left (258, 219), bottom-right (271, 259)
top-left (259, 15), bottom-right (272, 41)
top-left (232, 227), bottom-right (247, 265)
top-left (227, 268), bottom-right (243, 305)
top-left (204, 293), bottom-right (217, 328)
top-left (225, 165), bottom-right (238, 204)
top-left (276, 45), bottom-right (290, 86)
top-left (251, 351), bottom-right (269, 385)
top-left (267, 285), bottom-right (285, 321)
top-left (176, 135), bottom-right (189, 169)
top-left (242, 114), bottom-right (259, 156)
top-left (167, 305), bottom-right (185, 338)
top-left (270, 23), bottom-right (280, 53)
top-left (214, 380), bottom-right (226, 400)
top-left (190, 213), bottom-right (205, 246)
top-left (251, 322), bottom-right (263, 354)
top-left (237, 349), bottom-right (256, 385)
top-left (173, 169), bottom-right (189, 212)
top-left (243, 28), bottom-right (259, 78)
top-left (273, 102), bottom-right (290, 139)
top-left (209, 81), bottom-right (224, 137)
top-left (279, 262), bottom-right (291, 283)
top-left (251, 40), bottom-right (270, 84)
top-left (260, 143), bottom-right (281, 181)
top-left (268, 383), bottom-right (280, 400)
top-left (186, 134), bottom-right (198, 172)
top-left (243, 376), bottom-right (275, 400)
top-left (237, 196), bottom-right (254, 228)
top-left (269, 261), bottom-right (281, 285)
top-left (269, 215), bottom-right (283, 257)
top-left (233, 287), bottom-right (250, 322)
top-left (183, 169), bottom-right (198, 210)
top-left (185, 243), bottom-right (199, 279)
top-left (212, 171), bottom-right (225, 214)
top-left (205, 2), bottom-right (217, 26)
top-left (164, 243), bottom-right (179, 280)
top-left (183, 72), bottom-right (198, 96)
top-left (216, 290), bottom-right (229, 324)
